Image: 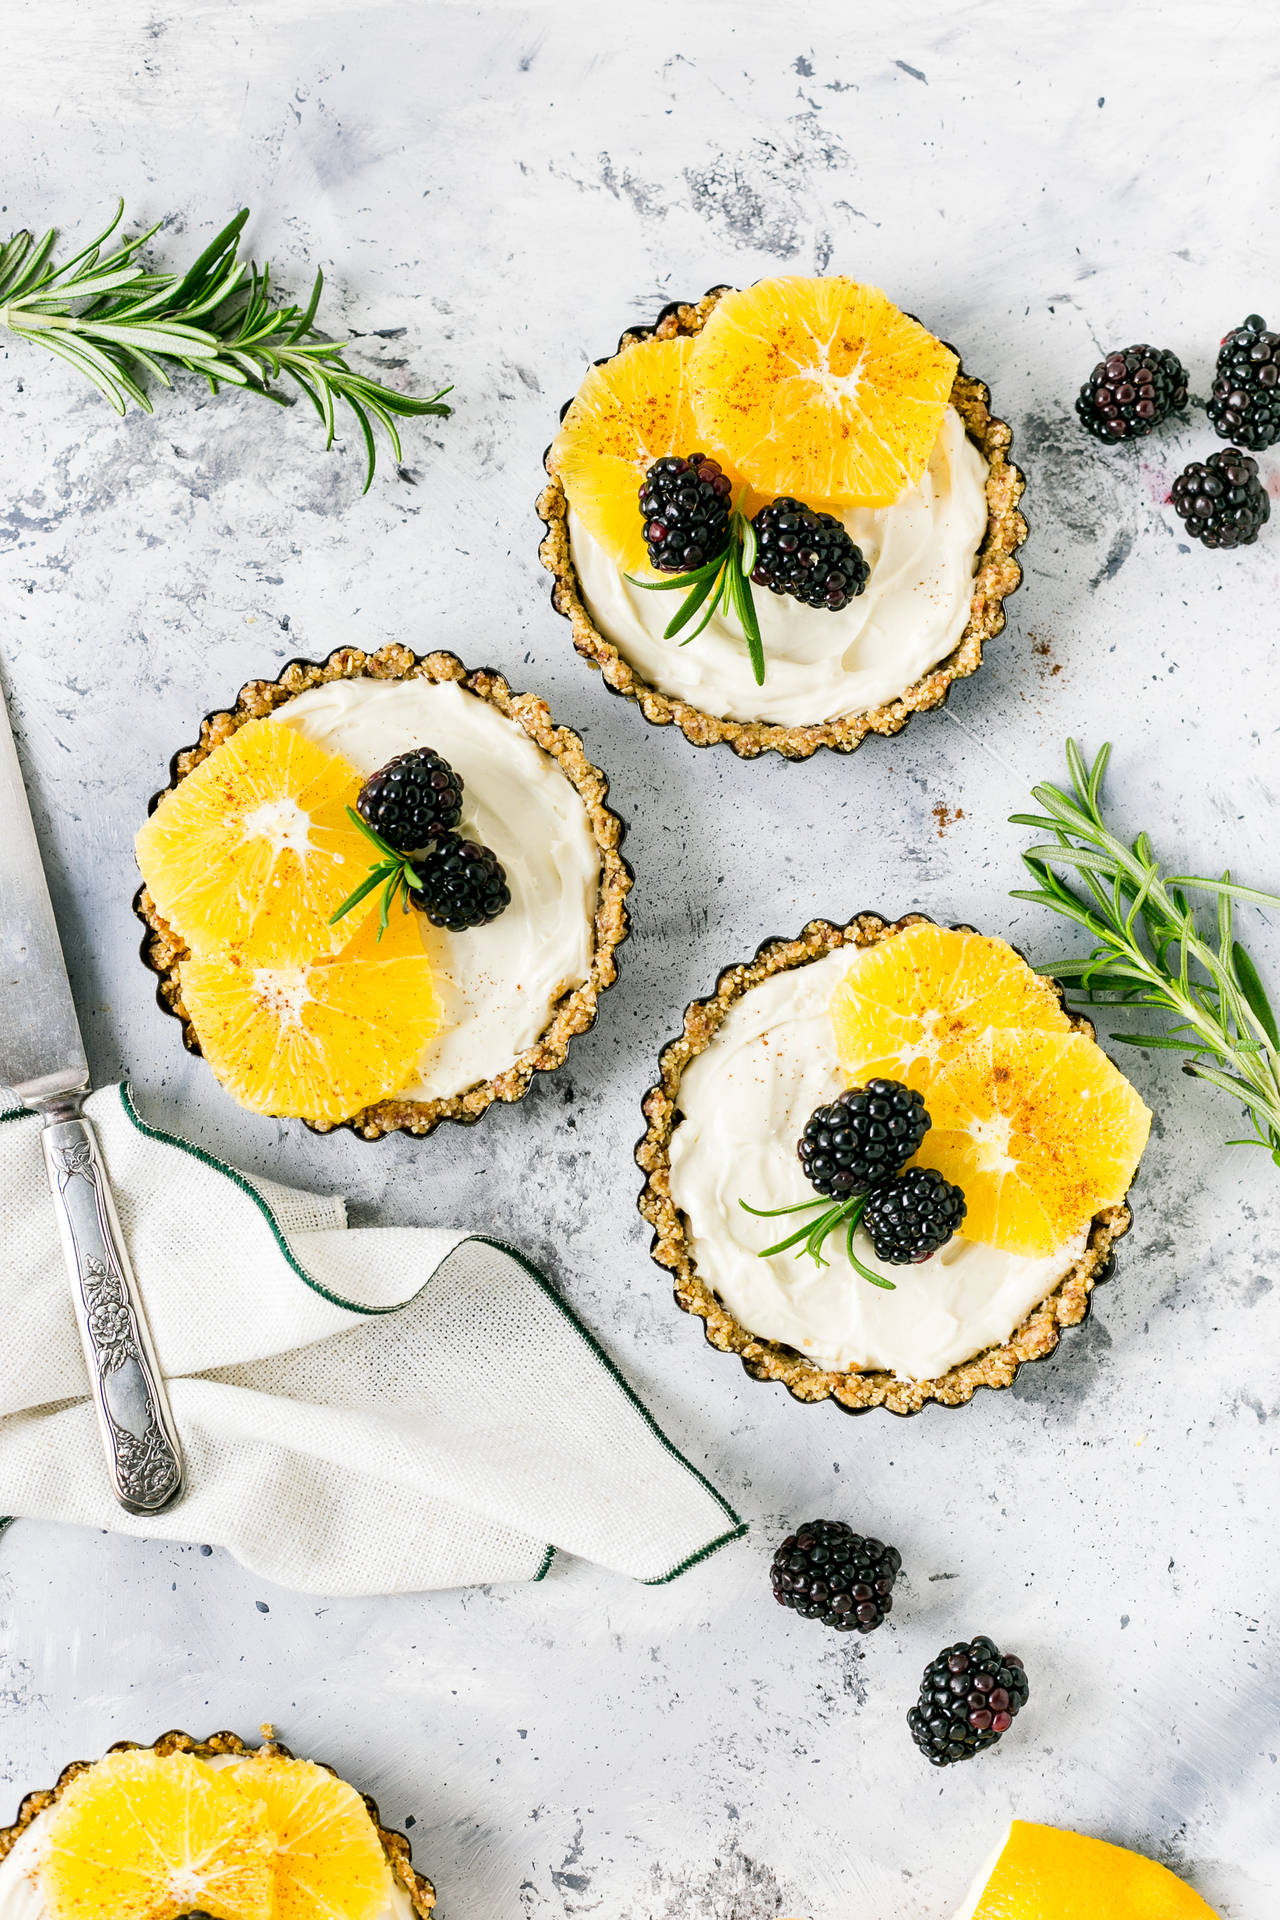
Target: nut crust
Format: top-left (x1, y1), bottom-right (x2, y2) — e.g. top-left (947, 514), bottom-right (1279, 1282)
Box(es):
top-left (0, 1727), bottom-right (435, 1914)
top-left (135, 645), bottom-right (632, 1140)
top-left (537, 288), bottom-right (1028, 759)
top-left (635, 912), bottom-right (1132, 1415)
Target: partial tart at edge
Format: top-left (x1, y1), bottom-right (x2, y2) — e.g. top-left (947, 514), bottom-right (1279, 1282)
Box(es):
top-left (537, 288), bottom-right (1027, 760)
top-left (635, 912), bottom-right (1132, 1416)
top-left (135, 644), bottom-right (632, 1141)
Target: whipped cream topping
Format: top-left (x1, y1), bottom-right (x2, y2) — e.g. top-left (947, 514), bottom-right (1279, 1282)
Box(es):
top-left (274, 678), bottom-right (601, 1103)
top-left (0, 1756), bottom-right (417, 1920)
top-left (667, 946), bottom-right (1087, 1381)
top-left (569, 406), bottom-right (989, 727)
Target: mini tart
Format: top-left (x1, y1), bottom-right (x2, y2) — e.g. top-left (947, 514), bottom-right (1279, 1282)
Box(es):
top-left (0, 1727), bottom-right (435, 1916)
top-left (636, 913), bottom-right (1132, 1416)
top-left (538, 289), bottom-right (1027, 760)
top-left (135, 645), bottom-right (632, 1140)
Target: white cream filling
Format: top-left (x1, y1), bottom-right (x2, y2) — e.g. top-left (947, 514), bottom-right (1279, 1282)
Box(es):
top-left (569, 407), bottom-right (990, 726)
top-left (0, 1756), bottom-right (417, 1920)
top-left (667, 948), bottom-right (1087, 1381)
top-left (273, 679), bottom-right (601, 1102)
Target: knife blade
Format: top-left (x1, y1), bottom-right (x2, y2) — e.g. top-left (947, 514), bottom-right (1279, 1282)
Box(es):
top-left (0, 679), bottom-right (184, 1515)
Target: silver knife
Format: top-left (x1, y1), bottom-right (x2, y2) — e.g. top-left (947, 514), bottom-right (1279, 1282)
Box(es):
top-left (0, 679), bottom-right (184, 1515)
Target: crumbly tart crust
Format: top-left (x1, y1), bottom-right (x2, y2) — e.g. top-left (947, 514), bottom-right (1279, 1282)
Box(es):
top-left (0, 1727), bottom-right (436, 1915)
top-left (636, 912), bottom-right (1132, 1416)
top-left (135, 645), bottom-right (632, 1140)
top-left (537, 288), bottom-right (1028, 759)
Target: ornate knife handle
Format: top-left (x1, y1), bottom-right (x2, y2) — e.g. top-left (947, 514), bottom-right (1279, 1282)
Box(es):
top-left (40, 1112), bottom-right (185, 1515)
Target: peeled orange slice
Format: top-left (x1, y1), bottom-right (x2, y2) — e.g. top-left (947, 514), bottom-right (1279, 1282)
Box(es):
top-left (180, 897), bottom-right (440, 1123)
top-left (915, 1027), bottom-right (1151, 1257)
top-left (136, 716), bottom-right (373, 967)
top-left (232, 1751), bottom-right (393, 1920)
top-left (831, 924), bottom-right (1070, 1097)
top-left (550, 335), bottom-right (717, 573)
top-left (690, 275), bottom-right (959, 507)
top-left (41, 1748), bottom-right (273, 1920)
top-left (955, 1819), bottom-right (1219, 1919)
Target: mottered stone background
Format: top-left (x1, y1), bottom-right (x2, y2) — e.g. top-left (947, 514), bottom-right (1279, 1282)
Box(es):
top-left (1, 3), bottom-right (1278, 1915)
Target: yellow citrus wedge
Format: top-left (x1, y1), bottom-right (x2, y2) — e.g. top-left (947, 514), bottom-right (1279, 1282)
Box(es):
top-left (41, 1748), bottom-right (273, 1920)
top-left (690, 275), bottom-right (959, 507)
top-left (179, 898), bottom-right (440, 1123)
top-left (550, 334), bottom-right (749, 573)
top-left (956, 1819), bottom-right (1220, 1919)
top-left (915, 1027), bottom-right (1151, 1256)
top-left (831, 923), bottom-right (1071, 1098)
top-left (231, 1751), bottom-right (393, 1920)
top-left (136, 716), bottom-right (374, 967)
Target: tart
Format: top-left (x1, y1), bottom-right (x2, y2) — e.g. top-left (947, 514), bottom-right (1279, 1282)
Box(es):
top-left (636, 914), bottom-right (1150, 1415)
top-left (135, 645), bottom-right (631, 1139)
top-left (538, 276), bottom-right (1026, 758)
top-left (0, 1727), bottom-right (434, 1918)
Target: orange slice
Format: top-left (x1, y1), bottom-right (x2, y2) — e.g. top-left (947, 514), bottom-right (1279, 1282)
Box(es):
top-left (914, 1027), bottom-right (1151, 1256)
top-left (179, 897), bottom-right (440, 1123)
top-left (136, 716), bottom-right (374, 968)
top-left (41, 1748), bottom-right (273, 1920)
top-left (831, 924), bottom-right (1070, 1098)
top-left (231, 1751), bottom-right (393, 1920)
top-left (690, 275), bottom-right (958, 507)
top-left (549, 335), bottom-right (743, 573)
top-left (956, 1819), bottom-right (1219, 1919)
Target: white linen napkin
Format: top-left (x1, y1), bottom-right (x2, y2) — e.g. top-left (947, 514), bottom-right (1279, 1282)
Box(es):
top-left (0, 1085), bottom-right (745, 1594)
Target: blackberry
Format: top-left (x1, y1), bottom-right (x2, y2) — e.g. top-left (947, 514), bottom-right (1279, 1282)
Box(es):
top-left (357, 748), bottom-right (463, 852)
top-left (1074, 344), bottom-right (1188, 441)
top-left (750, 498), bottom-right (869, 611)
top-left (797, 1080), bottom-right (930, 1199)
top-left (1171, 447), bottom-right (1270, 549)
top-left (908, 1636), bottom-right (1030, 1766)
top-left (863, 1166), bottom-right (966, 1264)
top-left (1207, 316), bottom-right (1280, 451)
top-left (639, 454), bottom-right (732, 572)
top-left (770, 1519), bottom-right (902, 1633)
top-left (408, 835), bottom-right (511, 932)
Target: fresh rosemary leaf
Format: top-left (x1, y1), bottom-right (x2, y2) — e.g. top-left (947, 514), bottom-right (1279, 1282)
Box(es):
top-left (0, 202), bottom-right (451, 487)
top-left (1013, 740), bottom-right (1280, 1165)
top-left (625, 497), bottom-right (768, 679)
top-left (738, 1192), bottom-right (894, 1286)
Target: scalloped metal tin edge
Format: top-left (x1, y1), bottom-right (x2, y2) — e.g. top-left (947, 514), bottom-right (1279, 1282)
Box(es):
top-left (634, 910), bottom-right (1136, 1417)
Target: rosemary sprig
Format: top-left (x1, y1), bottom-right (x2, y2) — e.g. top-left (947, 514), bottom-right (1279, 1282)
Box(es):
top-left (1012, 739), bottom-right (1280, 1165)
top-left (329, 809), bottom-right (423, 937)
top-left (0, 203), bottom-right (452, 489)
top-left (627, 497), bottom-right (766, 684)
top-left (739, 1194), bottom-right (896, 1289)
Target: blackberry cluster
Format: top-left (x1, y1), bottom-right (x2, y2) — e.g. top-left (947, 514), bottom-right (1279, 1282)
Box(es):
top-left (1208, 316), bottom-right (1280, 451)
top-left (1171, 447), bottom-right (1270, 549)
top-left (356, 747), bottom-right (463, 847)
top-left (639, 454), bottom-right (733, 572)
top-left (749, 497), bottom-right (869, 610)
top-left (770, 1520), bottom-right (902, 1633)
top-left (864, 1166), bottom-right (968, 1264)
top-left (408, 837), bottom-right (511, 933)
top-left (1075, 344), bottom-right (1188, 441)
top-left (908, 1636), bottom-right (1030, 1766)
top-left (797, 1080), bottom-right (930, 1198)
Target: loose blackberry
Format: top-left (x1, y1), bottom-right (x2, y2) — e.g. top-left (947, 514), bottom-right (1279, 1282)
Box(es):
top-left (770, 1520), bottom-right (902, 1633)
top-left (797, 1080), bottom-right (930, 1199)
top-left (356, 748), bottom-right (463, 851)
top-left (908, 1636), bottom-right (1030, 1766)
top-left (750, 497), bottom-right (869, 610)
top-left (639, 454), bottom-right (733, 572)
top-left (408, 835), bottom-right (511, 932)
top-left (1171, 446), bottom-right (1270, 549)
top-left (863, 1166), bottom-right (966, 1264)
top-left (1208, 316), bottom-right (1280, 450)
top-left (1074, 344), bottom-right (1188, 442)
